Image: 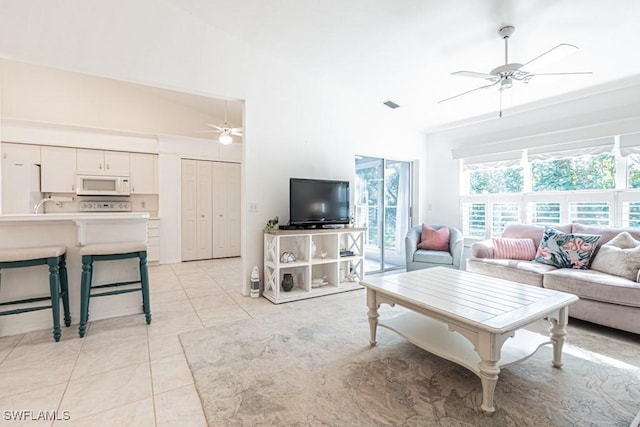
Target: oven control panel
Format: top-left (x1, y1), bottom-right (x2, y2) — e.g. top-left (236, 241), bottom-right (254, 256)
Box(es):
top-left (79, 200), bottom-right (132, 212)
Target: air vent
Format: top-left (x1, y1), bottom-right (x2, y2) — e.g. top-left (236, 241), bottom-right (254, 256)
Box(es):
top-left (382, 100), bottom-right (400, 109)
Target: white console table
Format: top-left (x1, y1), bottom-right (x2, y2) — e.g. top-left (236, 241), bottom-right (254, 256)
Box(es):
top-left (263, 228), bottom-right (365, 303)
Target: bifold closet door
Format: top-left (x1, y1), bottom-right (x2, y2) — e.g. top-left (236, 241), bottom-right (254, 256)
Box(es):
top-left (181, 159), bottom-right (213, 261)
top-left (212, 162), bottom-right (241, 258)
top-left (182, 159), bottom-right (240, 261)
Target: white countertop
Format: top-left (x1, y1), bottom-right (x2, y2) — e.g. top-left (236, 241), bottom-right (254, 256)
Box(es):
top-left (0, 212), bottom-right (150, 222)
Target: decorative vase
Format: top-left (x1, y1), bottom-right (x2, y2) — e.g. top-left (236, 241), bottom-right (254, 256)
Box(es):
top-left (281, 273), bottom-right (294, 292)
top-left (311, 241), bottom-right (317, 259)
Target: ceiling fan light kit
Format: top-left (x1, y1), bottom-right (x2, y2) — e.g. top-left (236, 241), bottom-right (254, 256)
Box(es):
top-left (204, 101), bottom-right (243, 144)
top-left (438, 25), bottom-right (593, 116)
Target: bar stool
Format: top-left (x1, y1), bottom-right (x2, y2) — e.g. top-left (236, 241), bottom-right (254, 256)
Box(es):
top-left (78, 241), bottom-right (151, 337)
top-left (0, 246), bottom-right (71, 342)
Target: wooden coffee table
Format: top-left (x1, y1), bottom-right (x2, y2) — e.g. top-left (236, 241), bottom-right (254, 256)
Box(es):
top-left (361, 267), bottom-right (579, 413)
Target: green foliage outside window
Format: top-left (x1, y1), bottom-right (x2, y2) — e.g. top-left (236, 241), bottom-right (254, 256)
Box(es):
top-left (627, 154), bottom-right (640, 188)
top-left (470, 167), bottom-right (524, 194)
top-left (531, 153), bottom-right (615, 191)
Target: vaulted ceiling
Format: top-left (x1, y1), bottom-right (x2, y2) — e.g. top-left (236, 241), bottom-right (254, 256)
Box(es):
top-left (165, 0), bottom-right (640, 132)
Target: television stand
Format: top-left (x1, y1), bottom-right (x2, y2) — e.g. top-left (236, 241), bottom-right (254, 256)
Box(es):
top-left (263, 227), bottom-right (365, 304)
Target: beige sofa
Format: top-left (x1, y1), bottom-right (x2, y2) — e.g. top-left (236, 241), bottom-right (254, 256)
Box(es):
top-left (467, 222), bottom-right (640, 335)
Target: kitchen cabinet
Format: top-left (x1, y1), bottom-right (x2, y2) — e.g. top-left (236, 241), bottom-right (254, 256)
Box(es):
top-left (130, 153), bottom-right (157, 194)
top-left (41, 146), bottom-right (77, 193)
top-left (1, 142), bottom-right (41, 164)
top-left (77, 149), bottom-right (129, 175)
top-left (147, 218), bottom-right (161, 262)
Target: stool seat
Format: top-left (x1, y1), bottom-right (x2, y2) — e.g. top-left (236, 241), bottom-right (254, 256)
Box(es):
top-left (0, 245), bottom-right (67, 262)
top-left (79, 242), bottom-right (147, 256)
top-left (0, 245), bottom-right (71, 342)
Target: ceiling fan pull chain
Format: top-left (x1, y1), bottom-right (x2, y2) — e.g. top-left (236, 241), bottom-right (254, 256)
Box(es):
top-left (499, 91), bottom-right (503, 118)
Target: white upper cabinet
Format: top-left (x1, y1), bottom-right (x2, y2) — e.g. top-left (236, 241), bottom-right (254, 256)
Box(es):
top-left (1, 142), bottom-right (41, 164)
top-left (130, 153), bottom-right (157, 194)
top-left (77, 149), bottom-right (130, 175)
top-left (41, 146), bottom-right (77, 193)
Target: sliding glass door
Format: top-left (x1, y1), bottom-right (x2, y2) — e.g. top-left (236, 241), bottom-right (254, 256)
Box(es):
top-left (355, 156), bottom-right (412, 273)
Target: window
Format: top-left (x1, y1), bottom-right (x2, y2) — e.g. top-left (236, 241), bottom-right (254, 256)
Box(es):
top-left (459, 138), bottom-right (639, 237)
top-left (470, 167), bottom-right (524, 194)
top-left (531, 153), bottom-right (615, 191)
top-left (627, 154), bottom-right (640, 188)
top-left (462, 203), bottom-right (486, 237)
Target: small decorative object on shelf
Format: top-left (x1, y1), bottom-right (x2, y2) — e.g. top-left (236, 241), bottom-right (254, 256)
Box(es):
top-left (311, 241), bottom-right (317, 258)
top-left (264, 216), bottom-right (279, 232)
top-left (311, 275), bottom-right (329, 288)
top-left (320, 251), bottom-right (328, 259)
top-left (281, 273), bottom-right (294, 292)
top-left (280, 251), bottom-right (296, 263)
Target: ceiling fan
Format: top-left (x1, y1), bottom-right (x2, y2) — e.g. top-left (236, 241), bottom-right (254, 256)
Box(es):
top-left (204, 102), bottom-right (243, 144)
top-left (438, 25), bottom-right (592, 115)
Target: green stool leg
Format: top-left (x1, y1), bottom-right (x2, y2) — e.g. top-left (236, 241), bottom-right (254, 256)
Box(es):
top-left (59, 255), bottom-right (71, 327)
top-left (79, 255), bottom-right (93, 338)
top-left (47, 257), bottom-right (62, 342)
top-left (139, 251), bottom-right (152, 325)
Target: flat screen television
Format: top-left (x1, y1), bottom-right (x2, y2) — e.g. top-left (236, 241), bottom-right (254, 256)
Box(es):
top-left (289, 178), bottom-right (350, 227)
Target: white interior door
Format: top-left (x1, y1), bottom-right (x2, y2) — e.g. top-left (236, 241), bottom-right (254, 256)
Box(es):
top-left (196, 161), bottom-right (213, 259)
top-left (212, 162), bottom-right (241, 258)
top-left (181, 159), bottom-right (241, 261)
top-left (181, 159), bottom-right (197, 261)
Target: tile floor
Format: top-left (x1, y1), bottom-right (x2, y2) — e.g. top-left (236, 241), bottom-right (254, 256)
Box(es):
top-left (0, 258), bottom-right (293, 427)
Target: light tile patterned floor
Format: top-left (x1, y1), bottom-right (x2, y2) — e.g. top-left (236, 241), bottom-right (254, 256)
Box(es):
top-left (0, 258), bottom-right (291, 427)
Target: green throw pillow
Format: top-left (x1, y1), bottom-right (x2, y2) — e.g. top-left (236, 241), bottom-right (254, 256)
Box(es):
top-left (535, 226), bottom-right (601, 269)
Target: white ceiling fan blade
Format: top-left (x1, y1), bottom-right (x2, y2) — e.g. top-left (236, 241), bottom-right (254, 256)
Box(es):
top-left (437, 80), bottom-right (500, 104)
top-left (206, 124), bottom-right (224, 132)
top-left (230, 130), bottom-right (243, 136)
top-left (524, 71), bottom-right (593, 83)
top-left (452, 70), bottom-right (498, 80)
top-left (522, 43), bottom-right (578, 72)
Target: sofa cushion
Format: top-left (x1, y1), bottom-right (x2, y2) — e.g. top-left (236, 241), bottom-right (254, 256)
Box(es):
top-left (417, 225), bottom-right (450, 251)
top-left (502, 222), bottom-right (572, 248)
top-left (572, 223), bottom-right (640, 251)
top-left (543, 268), bottom-right (640, 308)
top-left (466, 258), bottom-right (556, 287)
top-left (492, 237), bottom-right (536, 260)
top-left (590, 232), bottom-right (640, 281)
top-left (534, 226), bottom-right (600, 269)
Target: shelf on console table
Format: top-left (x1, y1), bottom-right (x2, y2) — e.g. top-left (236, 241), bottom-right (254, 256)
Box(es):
top-left (263, 227), bottom-right (365, 304)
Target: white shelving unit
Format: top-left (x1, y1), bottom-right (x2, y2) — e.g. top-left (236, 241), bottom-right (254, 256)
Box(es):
top-left (263, 227), bottom-right (365, 304)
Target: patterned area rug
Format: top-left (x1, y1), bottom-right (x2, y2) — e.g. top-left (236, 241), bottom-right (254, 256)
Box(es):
top-left (179, 292), bottom-right (640, 426)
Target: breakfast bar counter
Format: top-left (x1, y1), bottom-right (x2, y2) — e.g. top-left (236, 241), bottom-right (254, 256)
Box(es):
top-left (0, 213), bottom-right (149, 337)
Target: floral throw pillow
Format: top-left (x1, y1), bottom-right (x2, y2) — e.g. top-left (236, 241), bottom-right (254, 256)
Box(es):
top-left (535, 226), bottom-right (601, 269)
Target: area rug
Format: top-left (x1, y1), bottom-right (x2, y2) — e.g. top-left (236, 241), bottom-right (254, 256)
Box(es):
top-left (179, 294), bottom-right (640, 426)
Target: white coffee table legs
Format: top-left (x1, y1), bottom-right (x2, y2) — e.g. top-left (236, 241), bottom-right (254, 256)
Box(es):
top-left (549, 306), bottom-right (569, 368)
top-left (366, 289), bottom-right (379, 346)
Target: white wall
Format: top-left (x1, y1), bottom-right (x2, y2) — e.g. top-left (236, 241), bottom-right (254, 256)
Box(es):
top-left (0, 1), bottom-right (427, 294)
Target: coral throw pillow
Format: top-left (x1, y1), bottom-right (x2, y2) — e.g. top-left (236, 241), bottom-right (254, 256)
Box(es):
top-left (492, 237), bottom-right (536, 260)
top-left (417, 225), bottom-right (450, 251)
top-left (590, 232), bottom-right (640, 281)
top-left (534, 226), bottom-right (601, 269)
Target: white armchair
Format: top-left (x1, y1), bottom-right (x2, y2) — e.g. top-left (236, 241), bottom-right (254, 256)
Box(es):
top-left (405, 225), bottom-right (464, 271)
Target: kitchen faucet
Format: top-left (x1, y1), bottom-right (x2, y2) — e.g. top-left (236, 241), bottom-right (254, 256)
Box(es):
top-left (33, 197), bottom-right (61, 214)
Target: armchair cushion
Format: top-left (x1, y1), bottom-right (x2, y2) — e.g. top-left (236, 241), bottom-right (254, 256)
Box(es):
top-left (417, 225), bottom-right (450, 251)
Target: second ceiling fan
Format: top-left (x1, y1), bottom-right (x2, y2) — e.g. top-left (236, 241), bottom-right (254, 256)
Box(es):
top-left (438, 25), bottom-right (592, 113)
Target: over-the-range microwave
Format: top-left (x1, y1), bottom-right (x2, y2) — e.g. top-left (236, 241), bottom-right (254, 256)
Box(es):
top-left (76, 175), bottom-right (131, 196)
